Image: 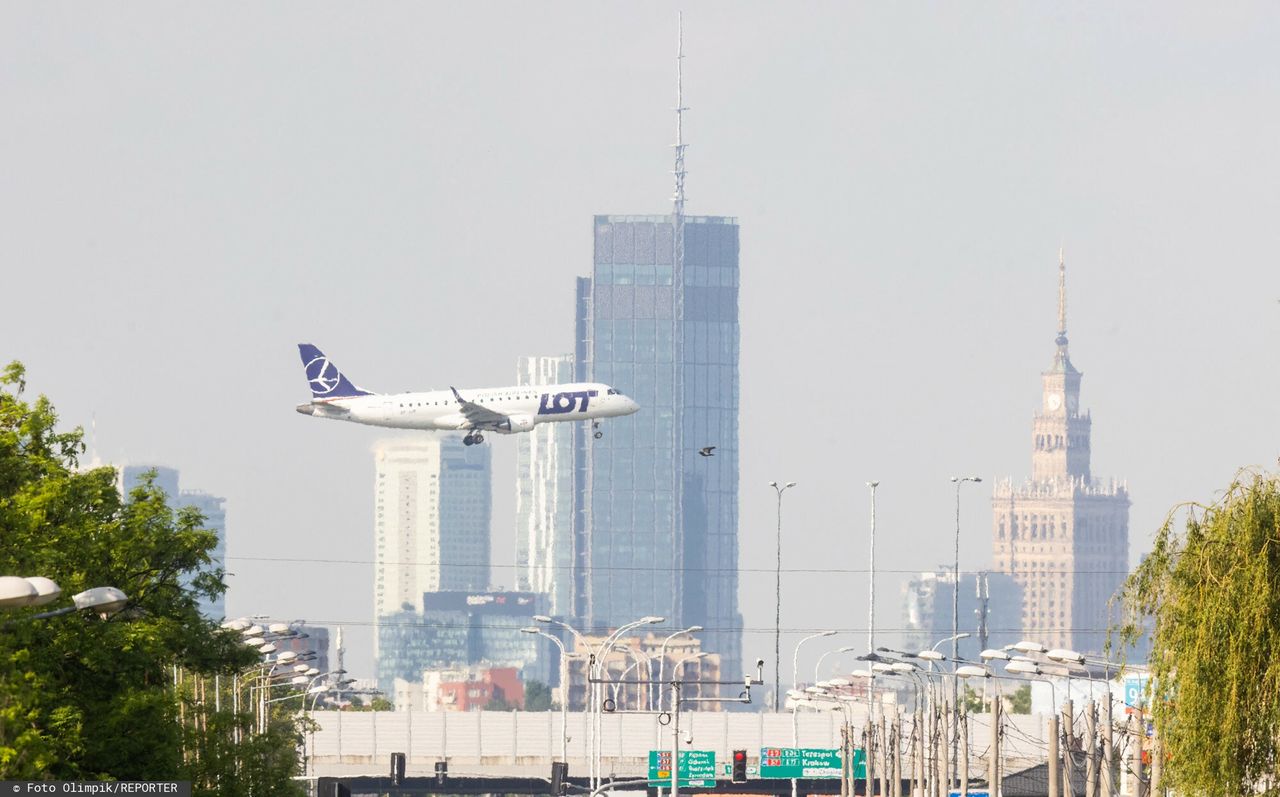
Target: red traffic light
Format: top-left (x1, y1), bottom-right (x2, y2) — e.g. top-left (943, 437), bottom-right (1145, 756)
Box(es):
top-left (731, 749), bottom-right (748, 783)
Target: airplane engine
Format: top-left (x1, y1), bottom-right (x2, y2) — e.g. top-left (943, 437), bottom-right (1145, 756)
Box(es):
top-left (496, 414), bottom-right (536, 434)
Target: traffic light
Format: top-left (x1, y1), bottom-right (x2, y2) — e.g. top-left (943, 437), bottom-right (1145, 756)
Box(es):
top-left (435, 760), bottom-right (448, 785)
top-left (390, 752), bottom-right (406, 786)
top-left (551, 761), bottom-right (569, 795)
top-left (732, 749), bottom-right (748, 783)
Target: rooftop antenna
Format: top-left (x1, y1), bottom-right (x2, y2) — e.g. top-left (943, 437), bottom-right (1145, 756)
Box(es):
top-left (672, 11), bottom-right (688, 217)
top-left (668, 11), bottom-right (688, 630)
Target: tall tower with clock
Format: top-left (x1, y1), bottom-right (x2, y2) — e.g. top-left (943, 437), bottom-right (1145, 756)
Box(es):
top-left (992, 255), bottom-right (1130, 654)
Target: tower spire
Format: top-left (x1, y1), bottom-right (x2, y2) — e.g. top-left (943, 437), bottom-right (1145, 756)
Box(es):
top-left (672, 12), bottom-right (687, 216)
top-left (1056, 247), bottom-right (1067, 345)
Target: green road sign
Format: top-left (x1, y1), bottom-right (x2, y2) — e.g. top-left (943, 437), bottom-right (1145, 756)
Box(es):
top-left (648, 750), bottom-right (717, 787)
top-left (758, 747), bottom-right (865, 779)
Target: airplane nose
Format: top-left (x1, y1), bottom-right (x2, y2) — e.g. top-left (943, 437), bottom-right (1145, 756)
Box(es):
top-left (626, 397), bottom-right (640, 413)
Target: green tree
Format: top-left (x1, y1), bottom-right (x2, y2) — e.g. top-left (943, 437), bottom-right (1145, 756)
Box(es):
top-left (486, 691), bottom-right (517, 711)
top-left (1005, 684), bottom-right (1031, 714)
top-left (960, 685), bottom-right (984, 714)
top-left (523, 680), bottom-right (553, 711)
top-left (1118, 471), bottom-right (1280, 796)
top-left (368, 697), bottom-right (393, 712)
top-left (0, 362), bottom-right (304, 793)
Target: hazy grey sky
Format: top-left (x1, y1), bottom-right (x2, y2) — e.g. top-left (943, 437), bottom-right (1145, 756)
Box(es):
top-left (3, 3), bottom-right (1278, 681)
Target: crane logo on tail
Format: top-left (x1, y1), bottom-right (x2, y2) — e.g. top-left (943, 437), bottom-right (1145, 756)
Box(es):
top-left (305, 356), bottom-right (341, 395)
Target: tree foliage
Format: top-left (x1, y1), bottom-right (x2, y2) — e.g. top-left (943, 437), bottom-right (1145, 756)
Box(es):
top-left (524, 680), bottom-right (553, 711)
top-left (0, 362), bottom-right (304, 792)
top-left (1005, 684), bottom-right (1031, 714)
top-left (1119, 471), bottom-right (1280, 796)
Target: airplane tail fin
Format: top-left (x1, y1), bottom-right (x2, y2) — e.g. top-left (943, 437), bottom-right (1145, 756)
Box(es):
top-left (298, 343), bottom-right (374, 399)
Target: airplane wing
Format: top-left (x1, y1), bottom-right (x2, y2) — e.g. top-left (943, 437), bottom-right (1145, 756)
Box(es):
top-left (450, 387), bottom-right (509, 428)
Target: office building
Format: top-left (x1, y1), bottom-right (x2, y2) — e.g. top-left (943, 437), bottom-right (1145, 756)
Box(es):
top-left (515, 355), bottom-right (577, 619)
top-left (560, 631), bottom-right (720, 712)
top-left (372, 436), bottom-right (490, 618)
top-left (575, 213), bottom-right (743, 680)
top-left (118, 465), bottom-right (226, 620)
top-left (900, 570), bottom-right (1023, 661)
top-left (376, 590), bottom-right (548, 697)
top-left (395, 666), bottom-right (525, 712)
top-left (991, 259), bottom-right (1130, 654)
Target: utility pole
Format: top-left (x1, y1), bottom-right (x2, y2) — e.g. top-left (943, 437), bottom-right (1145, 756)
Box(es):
top-left (1101, 692), bottom-right (1114, 797)
top-left (1048, 714), bottom-right (1060, 797)
top-left (987, 692), bottom-right (999, 797)
top-left (1062, 699), bottom-right (1075, 797)
top-left (1086, 701), bottom-right (1098, 797)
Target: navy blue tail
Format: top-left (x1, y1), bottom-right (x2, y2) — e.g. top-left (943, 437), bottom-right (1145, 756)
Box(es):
top-left (298, 344), bottom-right (373, 399)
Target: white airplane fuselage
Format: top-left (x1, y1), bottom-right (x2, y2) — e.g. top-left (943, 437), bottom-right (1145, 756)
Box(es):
top-left (296, 382), bottom-right (637, 434)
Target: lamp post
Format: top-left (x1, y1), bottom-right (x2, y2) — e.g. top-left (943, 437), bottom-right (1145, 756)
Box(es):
top-left (522, 626), bottom-right (571, 763)
top-left (866, 481), bottom-right (879, 658)
top-left (657, 625), bottom-right (702, 711)
top-left (949, 476), bottom-right (982, 667)
top-left (770, 480), bottom-right (797, 711)
top-left (792, 631), bottom-right (836, 692)
top-left (815, 645), bottom-right (859, 684)
top-left (950, 475), bottom-right (981, 789)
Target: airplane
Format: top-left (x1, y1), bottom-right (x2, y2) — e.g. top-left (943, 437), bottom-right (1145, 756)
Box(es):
top-left (294, 343), bottom-right (639, 446)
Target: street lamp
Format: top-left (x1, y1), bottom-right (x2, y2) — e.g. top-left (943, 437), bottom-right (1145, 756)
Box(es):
top-left (793, 631), bottom-right (836, 692)
top-left (815, 646), bottom-right (859, 683)
top-left (521, 626), bottom-right (572, 762)
top-left (769, 480), bottom-right (797, 711)
top-left (949, 476), bottom-right (982, 668)
top-left (658, 625), bottom-right (702, 711)
top-left (866, 481), bottom-right (879, 660)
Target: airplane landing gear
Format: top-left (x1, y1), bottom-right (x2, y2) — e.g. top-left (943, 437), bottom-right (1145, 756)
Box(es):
top-left (592, 421), bottom-right (603, 440)
top-left (463, 432), bottom-right (485, 446)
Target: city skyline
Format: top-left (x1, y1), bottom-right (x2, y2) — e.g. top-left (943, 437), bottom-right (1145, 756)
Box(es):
top-left (4, 4), bottom-right (1279, 683)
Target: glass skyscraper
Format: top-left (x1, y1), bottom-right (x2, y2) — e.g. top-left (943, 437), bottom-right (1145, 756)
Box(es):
top-left (119, 464), bottom-right (226, 620)
top-left (576, 214), bottom-right (742, 676)
top-left (515, 355), bottom-right (576, 619)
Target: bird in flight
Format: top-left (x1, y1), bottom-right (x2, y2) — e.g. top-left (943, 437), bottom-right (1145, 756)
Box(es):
top-left (698, 446), bottom-right (716, 457)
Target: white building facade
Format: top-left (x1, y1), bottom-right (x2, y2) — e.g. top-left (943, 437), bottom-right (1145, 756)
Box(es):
top-left (514, 355), bottom-right (576, 619)
top-left (373, 437), bottom-right (491, 620)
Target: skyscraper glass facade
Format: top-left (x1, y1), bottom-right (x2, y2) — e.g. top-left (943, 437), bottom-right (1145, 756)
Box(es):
top-left (577, 214), bottom-right (742, 675)
top-left (515, 355), bottom-right (576, 619)
top-left (375, 590), bottom-right (549, 694)
top-left (119, 465), bottom-right (226, 620)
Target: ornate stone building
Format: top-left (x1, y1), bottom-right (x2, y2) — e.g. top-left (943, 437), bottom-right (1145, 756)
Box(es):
top-left (992, 259), bottom-right (1129, 654)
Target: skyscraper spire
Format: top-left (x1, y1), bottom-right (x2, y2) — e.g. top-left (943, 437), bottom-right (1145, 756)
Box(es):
top-left (672, 12), bottom-right (687, 217)
top-left (1056, 247), bottom-right (1067, 345)
top-left (1051, 248), bottom-right (1076, 374)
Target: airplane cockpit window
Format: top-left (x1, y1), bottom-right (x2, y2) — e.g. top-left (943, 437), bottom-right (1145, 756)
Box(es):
top-left (607, 388), bottom-right (619, 395)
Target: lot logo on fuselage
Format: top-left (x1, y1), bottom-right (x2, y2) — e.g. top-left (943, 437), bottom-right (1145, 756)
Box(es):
top-left (538, 390), bottom-right (598, 415)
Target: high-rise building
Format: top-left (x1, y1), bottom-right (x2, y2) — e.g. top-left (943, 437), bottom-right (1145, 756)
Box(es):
top-left (373, 436), bottom-right (491, 684)
top-left (118, 465), bottom-right (226, 620)
top-left (515, 355), bottom-right (577, 619)
top-left (991, 259), bottom-right (1130, 654)
top-left (900, 570), bottom-right (1023, 661)
top-left (376, 590), bottom-right (548, 696)
top-left (372, 436), bottom-right (491, 618)
top-left (575, 214), bottom-right (742, 676)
